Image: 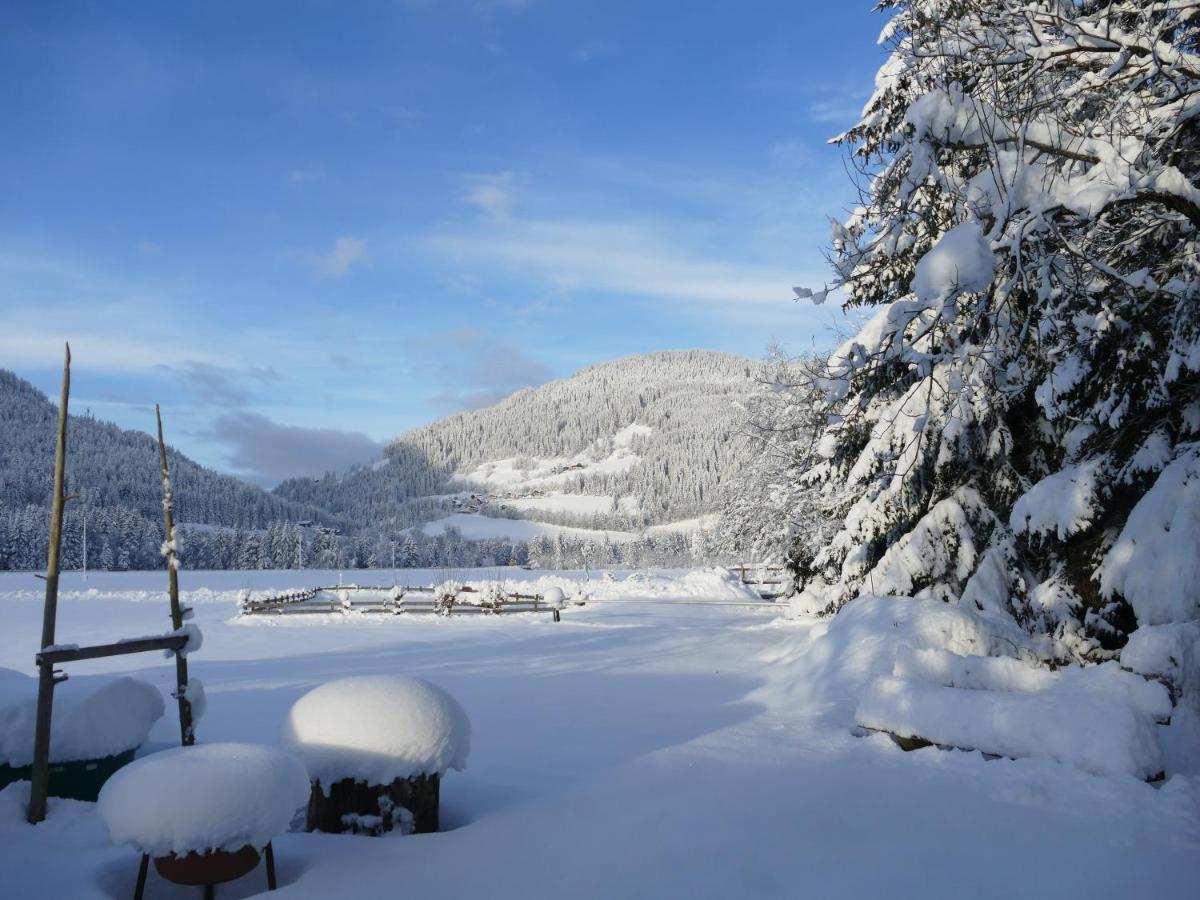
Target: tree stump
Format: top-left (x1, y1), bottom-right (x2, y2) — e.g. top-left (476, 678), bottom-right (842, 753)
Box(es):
top-left (306, 773), bottom-right (440, 835)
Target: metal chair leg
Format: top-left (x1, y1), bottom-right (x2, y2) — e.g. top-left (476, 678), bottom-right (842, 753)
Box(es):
top-left (133, 854), bottom-right (149, 900)
top-left (265, 841), bottom-right (277, 890)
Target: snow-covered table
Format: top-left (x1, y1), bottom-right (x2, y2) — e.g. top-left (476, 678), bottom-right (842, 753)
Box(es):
top-left (281, 675), bottom-right (471, 834)
top-left (97, 742), bottom-right (310, 899)
top-left (0, 667), bottom-right (164, 801)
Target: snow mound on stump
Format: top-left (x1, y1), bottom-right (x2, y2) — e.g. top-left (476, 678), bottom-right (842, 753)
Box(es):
top-left (0, 670), bottom-right (164, 767)
top-left (97, 743), bottom-right (310, 856)
top-left (281, 675), bottom-right (470, 786)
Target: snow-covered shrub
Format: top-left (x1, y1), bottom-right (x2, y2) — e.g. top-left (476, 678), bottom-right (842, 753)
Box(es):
top-left (434, 580), bottom-right (462, 616)
top-left (794, 0), bottom-right (1200, 658)
top-left (459, 581), bottom-right (505, 612)
top-left (719, 348), bottom-right (835, 571)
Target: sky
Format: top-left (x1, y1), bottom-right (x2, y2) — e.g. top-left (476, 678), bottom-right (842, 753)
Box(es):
top-left (0, 0), bottom-right (887, 486)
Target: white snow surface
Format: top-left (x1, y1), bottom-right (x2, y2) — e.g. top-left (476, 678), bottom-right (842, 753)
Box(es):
top-left (500, 494), bottom-right (618, 516)
top-left (281, 675), bottom-right (470, 785)
top-left (856, 673), bottom-right (1165, 779)
top-left (0, 570), bottom-right (1195, 898)
top-left (0, 671), bottom-right (163, 767)
top-left (807, 596), bottom-right (1177, 779)
top-left (420, 512), bottom-right (639, 543)
top-left (96, 742), bottom-right (310, 856)
top-left (452, 424), bottom-right (651, 493)
top-left (1121, 622), bottom-right (1200, 697)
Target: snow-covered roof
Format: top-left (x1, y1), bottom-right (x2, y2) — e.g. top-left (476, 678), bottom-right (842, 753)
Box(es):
top-left (281, 675), bottom-right (470, 785)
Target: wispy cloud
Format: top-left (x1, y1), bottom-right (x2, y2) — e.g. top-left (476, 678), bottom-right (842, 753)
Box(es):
top-left (463, 171), bottom-right (519, 222)
top-left (428, 387), bottom-right (517, 412)
top-left (316, 235), bottom-right (369, 277)
top-left (419, 327), bottom-right (551, 412)
top-left (210, 411), bottom-right (384, 485)
top-left (429, 218), bottom-right (802, 307)
top-left (135, 240), bottom-right (161, 255)
top-left (157, 361), bottom-right (281, 407)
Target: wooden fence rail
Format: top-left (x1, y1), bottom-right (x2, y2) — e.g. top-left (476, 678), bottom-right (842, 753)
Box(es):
top-left (238, 585), bottom-right (560, 620)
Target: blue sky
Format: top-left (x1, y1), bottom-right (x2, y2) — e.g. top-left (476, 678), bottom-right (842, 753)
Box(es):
top-left (1, 0), bottom-right (886, 485)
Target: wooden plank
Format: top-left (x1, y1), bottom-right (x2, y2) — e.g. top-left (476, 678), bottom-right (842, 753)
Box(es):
top-left (37, 635), bottom-right (189, 665)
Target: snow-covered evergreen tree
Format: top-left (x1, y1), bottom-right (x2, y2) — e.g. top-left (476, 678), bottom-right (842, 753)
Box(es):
top-left (719, 346), bottom-right (835, 573)
top-left (797, 0), bottom-right (1200, 660)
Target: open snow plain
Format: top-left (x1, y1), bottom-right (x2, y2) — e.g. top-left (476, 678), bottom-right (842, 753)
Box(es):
top-left (1, 569), bottom-right (1196, 898)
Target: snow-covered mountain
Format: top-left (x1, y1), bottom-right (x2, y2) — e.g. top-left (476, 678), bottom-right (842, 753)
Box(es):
top-left (0, 369), bottom-right (340, 571)
top-left (274, 349), bottom-right (760, 538)
top-left (1, 350), bottom-right (760, 571)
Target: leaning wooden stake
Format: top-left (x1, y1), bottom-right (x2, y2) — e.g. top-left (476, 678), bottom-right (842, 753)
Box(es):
top-left (28, 344), bottom-right (74, 824)
top-left (156, 405), bottom-right (194, 746)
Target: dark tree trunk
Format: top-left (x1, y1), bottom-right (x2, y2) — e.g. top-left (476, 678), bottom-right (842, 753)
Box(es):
top-left (305, 774), bottom-right (440, 835)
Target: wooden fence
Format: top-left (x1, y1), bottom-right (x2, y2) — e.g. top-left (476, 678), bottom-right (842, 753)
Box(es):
top-left (238, 585), bottom-right (561, 619)
top-left (732, 565), bottom-right (789, 601)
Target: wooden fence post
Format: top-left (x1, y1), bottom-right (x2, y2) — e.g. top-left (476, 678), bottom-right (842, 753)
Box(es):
top-left (28, 344), bottom-right (73, 824)
top-left (156, 406), bottom-right (194, 746)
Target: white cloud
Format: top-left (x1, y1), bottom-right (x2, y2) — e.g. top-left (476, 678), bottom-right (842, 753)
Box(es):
top-left (317, 235), bottom-right (369, 277)
top-left (0, 328), bottom-right (215, 372)
top-left (463, 171), bottom-right (518, 222)
top-left (210, 411), bottom-right (384, 485)
top-left (429, 218), bottom-right (807, 307)
top-left (135, 240), bottom-right (161, 255)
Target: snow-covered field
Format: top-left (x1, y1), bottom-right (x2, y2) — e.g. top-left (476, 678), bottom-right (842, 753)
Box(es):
top-left (419, 512), bottom-right (640, 543)
top-left (1, 569), bottom-right (1196, 898)
top-left (419, 511), bottom-right (713, 542)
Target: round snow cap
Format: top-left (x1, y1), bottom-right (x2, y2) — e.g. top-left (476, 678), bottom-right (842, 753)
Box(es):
top-left (97, 742), bottom-right (310, 857)
top-left (543, 587), bottom-right (567, 609)
top-left (281, 675), bottom-right (470, 786)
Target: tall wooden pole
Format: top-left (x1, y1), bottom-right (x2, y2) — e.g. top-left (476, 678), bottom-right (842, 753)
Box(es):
top-left (156, 405), bottom-right (194, 746)
top-left (28, 344), bottom-right (72, 824)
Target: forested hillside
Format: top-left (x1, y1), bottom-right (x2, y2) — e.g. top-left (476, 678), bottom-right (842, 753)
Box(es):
top-left (2, 351), bottom-right (765, 571)
top-left (0, 370), bottom-right (339, 570)
top-left (275, 350), bottom-right (760, 532)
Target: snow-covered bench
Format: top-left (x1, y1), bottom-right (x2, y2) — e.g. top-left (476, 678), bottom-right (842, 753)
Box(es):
top-left (855, 646), bottom-right (1173, 780)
